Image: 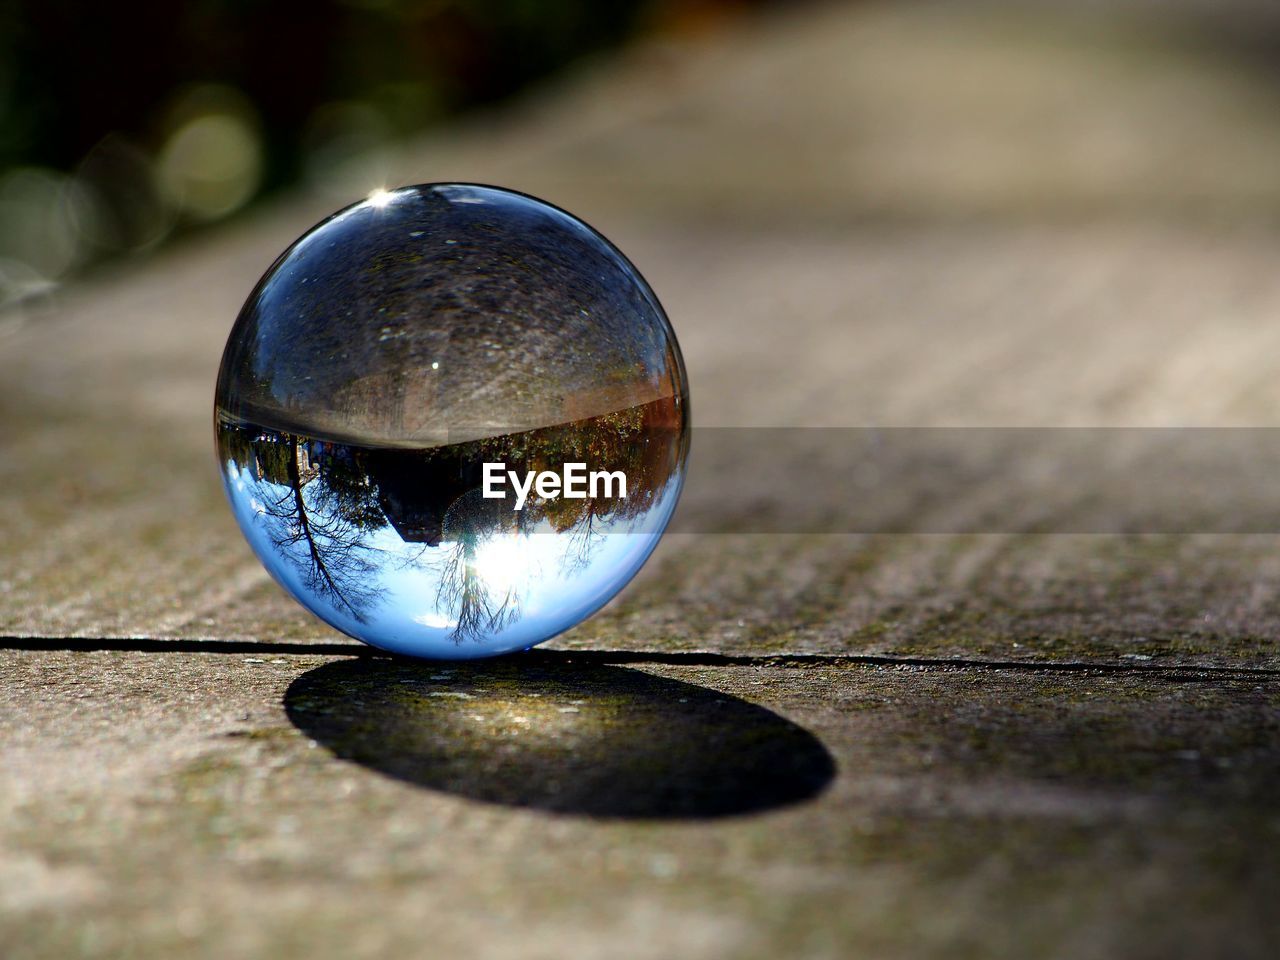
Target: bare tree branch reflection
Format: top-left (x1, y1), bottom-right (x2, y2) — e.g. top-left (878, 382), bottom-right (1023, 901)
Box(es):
top-left (217, 394), bottom-right (685, 643)
top-left (437, 533), bottom-right (523, 643)
top-left (222, 427), bottom-right (388, 622)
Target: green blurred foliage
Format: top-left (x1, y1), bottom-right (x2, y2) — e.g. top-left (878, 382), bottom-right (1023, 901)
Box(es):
top-left (0, 0), bottom-right (762, 303)
top-left (0, 0), bottom-right (653, 192)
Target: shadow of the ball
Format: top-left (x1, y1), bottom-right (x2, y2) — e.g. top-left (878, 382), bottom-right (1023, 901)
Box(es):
top-left (285, 656), bottom-right (835, 819)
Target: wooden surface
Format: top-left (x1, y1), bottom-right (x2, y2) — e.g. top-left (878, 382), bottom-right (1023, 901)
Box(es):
top-left (4, 2), bottom-right (1280, 957)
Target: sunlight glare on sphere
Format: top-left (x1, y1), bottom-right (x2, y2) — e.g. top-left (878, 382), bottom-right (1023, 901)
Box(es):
top-left (214, 184), bottom-right (689, 659)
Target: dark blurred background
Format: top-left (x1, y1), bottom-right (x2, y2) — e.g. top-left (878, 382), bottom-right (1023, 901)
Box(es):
top-left (0, 0), bottom-right (761, 308)
top-left (8, 0), bottom-right (1280, 324)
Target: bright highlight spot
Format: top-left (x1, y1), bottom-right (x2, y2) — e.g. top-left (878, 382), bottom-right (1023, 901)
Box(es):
top-left (414, 611), bottom-right (458, 629)
top-left (474, 534), bottom-right (529, 594)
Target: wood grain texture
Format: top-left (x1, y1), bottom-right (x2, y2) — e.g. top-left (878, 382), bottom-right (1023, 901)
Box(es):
top-left (4, 2), bottom-right (1280, 956)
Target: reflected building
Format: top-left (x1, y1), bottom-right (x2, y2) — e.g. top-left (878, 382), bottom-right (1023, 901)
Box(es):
top-left (216, 393), bottom-right (686, 657)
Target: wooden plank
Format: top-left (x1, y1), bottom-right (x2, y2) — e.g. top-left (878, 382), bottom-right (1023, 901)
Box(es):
top-left (5, 3), bottom-right (1280, 957)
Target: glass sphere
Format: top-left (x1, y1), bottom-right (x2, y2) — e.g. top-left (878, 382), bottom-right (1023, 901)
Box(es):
top-left (215, 184), bottom-right (688, 659)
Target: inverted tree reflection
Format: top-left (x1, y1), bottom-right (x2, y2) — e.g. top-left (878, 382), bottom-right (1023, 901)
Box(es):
top-left (217, 395), bottom-right (684, 644)
top-left (230, 430), bottom-right (388, 622)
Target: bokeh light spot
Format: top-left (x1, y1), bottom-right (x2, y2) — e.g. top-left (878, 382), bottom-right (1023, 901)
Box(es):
top-left (158, 106), bottom-right (263, 222)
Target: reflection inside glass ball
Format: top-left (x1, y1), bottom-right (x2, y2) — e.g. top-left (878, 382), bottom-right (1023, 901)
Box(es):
top-left (214, 184), bottom-right (688, 659)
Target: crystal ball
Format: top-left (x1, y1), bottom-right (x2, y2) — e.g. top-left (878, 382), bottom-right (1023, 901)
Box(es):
top-left (214, 184), bottom-right (688, 659)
